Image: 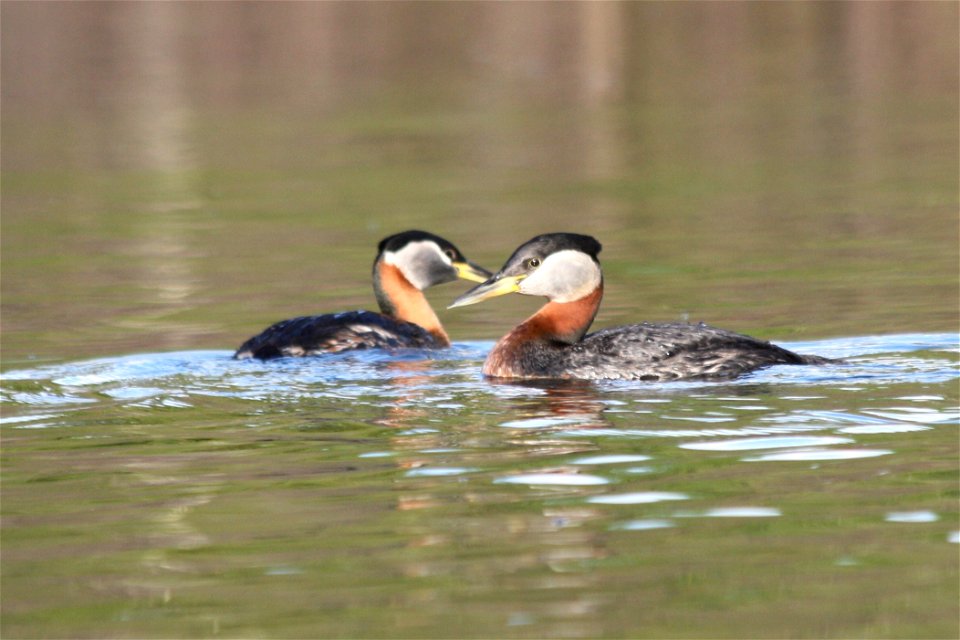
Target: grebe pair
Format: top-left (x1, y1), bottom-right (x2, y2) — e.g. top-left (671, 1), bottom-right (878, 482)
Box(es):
top-left (236, 231), bottom-right (829, 380)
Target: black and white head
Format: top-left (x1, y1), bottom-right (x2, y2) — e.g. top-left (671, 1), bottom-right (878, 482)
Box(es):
top-left (377, 230), bottom-right (491, 290)
top-left (449, 233), bottom-right (603, 307)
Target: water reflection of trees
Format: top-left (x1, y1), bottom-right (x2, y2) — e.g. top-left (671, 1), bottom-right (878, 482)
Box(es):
top-left (6, 3), bottom-right (952, 150)
top-left (2, 2), bottom-right (956, 357)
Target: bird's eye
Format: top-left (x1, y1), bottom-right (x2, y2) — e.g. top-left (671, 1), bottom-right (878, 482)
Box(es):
top-left (525, 257), bottom-right (541, 269)
top-left (444, 249), bottom-right (456, 260)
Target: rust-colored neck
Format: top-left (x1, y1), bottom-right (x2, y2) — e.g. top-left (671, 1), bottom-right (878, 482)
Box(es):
top-left (523, 282), bottom-right (603, 344)
top-left (482, 283), bottom-right (603, 377)
top-left (374, 261), bottom-right (450, 346)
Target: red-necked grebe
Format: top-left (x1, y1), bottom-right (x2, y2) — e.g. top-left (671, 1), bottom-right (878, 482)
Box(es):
top-left (448, 232), bottom-right (831, 381)
top-left (235, 230), bottom-right (490, 359)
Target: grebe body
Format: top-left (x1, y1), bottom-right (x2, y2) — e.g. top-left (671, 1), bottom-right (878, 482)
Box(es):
top-left (450, 233), bottom-right (830, 381)
top-left (235, 230), bottom-right (489, 359)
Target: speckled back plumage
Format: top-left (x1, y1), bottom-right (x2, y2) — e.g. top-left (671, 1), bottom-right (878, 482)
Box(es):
top-left (486, 322), bottom-right (830, 381)
top-left (234, 311), bottom-right (441, 359)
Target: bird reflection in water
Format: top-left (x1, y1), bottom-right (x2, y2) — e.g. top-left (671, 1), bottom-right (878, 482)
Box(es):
top-left (492, 377), bottom-right (611, 428)
top-left (367, 361), bottom-right (608, 633)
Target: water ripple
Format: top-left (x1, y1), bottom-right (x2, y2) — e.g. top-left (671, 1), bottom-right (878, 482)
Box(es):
top-left (612, 519), bottom-right (675, 531)
top-left (837, 424), bottom-right (931, 434)
top-left (405, 467), bottom-right (477, 478)
top-left (680, 436), bottom-right (852, 451)
top-left (0, 413), bottom-right (60, 426)
top-left (675, 507), bottom-right (782, 518)
top-left (588, 492), bottom-right (689, 505)
top-left (494, 473), bottom-right (610, 486)
top-left (862, 408), bottom-right (959, 424)
top-left (743, 448), bottom-right (893, 462)
top-left (572, 454), bottom-right (652, 465)
top-left (559, 424), bottom-right (832, 439)
top-left (500, 417), bottom-right (586, 430)
top-left (885, 511), bottom-right (939, 523)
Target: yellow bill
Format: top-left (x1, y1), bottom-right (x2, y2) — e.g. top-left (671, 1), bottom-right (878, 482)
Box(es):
top-left (448, 274), bottom-right (525, 309)
top-left (453, 260), bottom-right (493, 283)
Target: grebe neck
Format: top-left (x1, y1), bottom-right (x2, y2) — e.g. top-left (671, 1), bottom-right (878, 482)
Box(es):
top-left (523, 281), bottom-right (603, 344)
top-left (481, 283), bottom-right (603, 378)
top-left (373, 261), bottom-right (450, 346)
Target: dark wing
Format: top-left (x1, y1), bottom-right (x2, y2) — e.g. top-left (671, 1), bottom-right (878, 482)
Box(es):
top-left (234, 311), bottom-right (440, 360)
top-left (568, 322), bottom-right (826, 381)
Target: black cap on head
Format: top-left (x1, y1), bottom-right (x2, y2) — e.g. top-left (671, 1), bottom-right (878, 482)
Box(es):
top-left (377, 230), bottom-right (467, 261)
top-left (506, 232), bottom-right (602, 265)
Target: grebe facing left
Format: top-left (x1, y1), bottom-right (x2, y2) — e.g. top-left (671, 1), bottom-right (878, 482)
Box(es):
top-left (235, 230), bottom-right (490, 359)
top-left (449, 233), bottom-right (832, 381)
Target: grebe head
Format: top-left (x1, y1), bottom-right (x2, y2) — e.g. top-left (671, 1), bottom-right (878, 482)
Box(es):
top-left (377, 230), bottom-right (491, 290)
top-left (449, 233), bottom-right (602, 308)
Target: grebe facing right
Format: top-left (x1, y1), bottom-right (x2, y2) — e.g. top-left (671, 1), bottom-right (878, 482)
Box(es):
top-left (449, 233), bottom-right (832, 381)
top-left (235, 230), bottom-right (490, 359)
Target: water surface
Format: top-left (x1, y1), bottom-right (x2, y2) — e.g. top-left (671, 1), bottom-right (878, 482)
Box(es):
top-left (2, 334), bottom-right (958, 638)
top-left (2, 3), bottom-right (958, 638)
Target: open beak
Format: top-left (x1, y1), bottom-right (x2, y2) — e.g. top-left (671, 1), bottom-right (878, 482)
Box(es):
top-left (448, 274), bottom-right (525, 309)
top-left (453, 260), bottom-right (493, 283)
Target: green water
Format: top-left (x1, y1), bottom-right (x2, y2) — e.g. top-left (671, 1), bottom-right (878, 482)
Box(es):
top-left (2, 345), bottom-right (958, 638)
top-left (2, 3), bottom-right (958, 638)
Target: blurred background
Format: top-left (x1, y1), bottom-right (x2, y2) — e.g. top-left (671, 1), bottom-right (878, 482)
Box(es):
top-left (2, 1), bottom-right (957, 366)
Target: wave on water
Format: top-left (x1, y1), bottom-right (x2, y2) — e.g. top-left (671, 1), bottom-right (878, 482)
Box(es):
top-left (1, 334), bottom-right (956, 412)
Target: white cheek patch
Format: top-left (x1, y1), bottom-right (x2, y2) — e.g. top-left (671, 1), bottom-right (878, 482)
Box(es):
top-left (518, 250), bottom-right (601, 302)
top-left (383, 240), bottom-right (449, 290)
